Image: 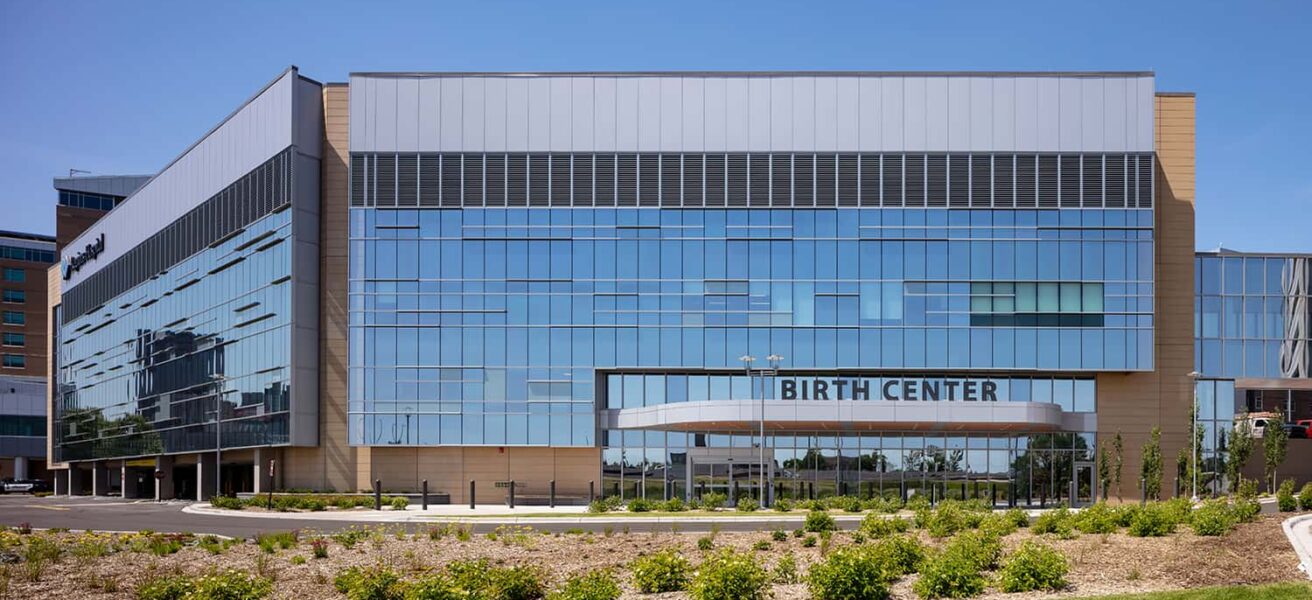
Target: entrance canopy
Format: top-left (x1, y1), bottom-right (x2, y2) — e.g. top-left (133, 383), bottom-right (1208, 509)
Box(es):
top-left (603, 399), bottom-right (1077, 433)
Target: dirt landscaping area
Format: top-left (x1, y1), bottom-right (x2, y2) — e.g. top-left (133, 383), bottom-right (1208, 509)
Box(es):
top-left (0, 513), bottom-right (1304, 599)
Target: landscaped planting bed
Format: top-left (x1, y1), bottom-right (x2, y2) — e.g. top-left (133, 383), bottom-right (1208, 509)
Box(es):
top-left (0, 500), bottom-right (1305, 599)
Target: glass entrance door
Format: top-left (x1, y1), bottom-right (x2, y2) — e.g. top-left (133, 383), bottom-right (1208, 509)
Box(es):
top-left (1073, 461), bottom-right (1095, 507)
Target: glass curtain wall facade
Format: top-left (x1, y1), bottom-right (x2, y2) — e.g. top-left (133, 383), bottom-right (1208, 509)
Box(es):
top-left (348, 156), bottom-right (1152, 506)
top-left (55, 154), bottom-right (297, 462)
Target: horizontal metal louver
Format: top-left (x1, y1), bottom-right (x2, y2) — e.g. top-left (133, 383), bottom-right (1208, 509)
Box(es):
top-left (726, 154), bottom-right (748, 206)
top-left (793, 154), bottom-right (814, 207)
top-left (927, 154), bottom-right (948, 207)
top-left (463, 154), bottom-right (484, 206)
top-left (994, 155), bottom-right (1014, 208)
top-left (375, 154), bottom-right (397, 207)
top-left (1104, 154), bottom-right (1126, 208)
top-left (440, 154), bottom-right (462, 207)
top-left (748, 155), bottom-right (770, 206)
top-left (638, 154), bottom-right (659, 206)
top-left (418, 154), bottom-right (440, 206)
top-left (815, 154), bottom-right (837, 207)
top-left (970, 155), bottom-right (990, 207)
top-left (682, 154), bottom-right (703, 207)
top-left (572, 154), bottom-right (592, 207)
top-left (881, 154), bottom-right (902, 207)
top-left (661, 154), bottom-right (682, 207)
top-left (771, 154), bottom-right (792, 206)
top-left (594, 154), bottom-right (615, 206)
top-left (1037, 155), bottom-right (1058, 208)
top-left (859, 155), bottom-right (879, 207)
top-left (838, 154), bottom-right (859, 207)
top-left (1136, 153), bottom-right (1154, 208)
top-left (616, 154), bottom-right (637, 206)
top-left (1059, 155), bottom-right (1080, 208)
top-left (904, 154), bottom-right (925, 207)
top-left (396, 154), bottom-right (418, 206)
top-left (485, 154), bottom-right (506, 207)
top-left (350, 154), bottom-right (366, 206)
top-left (704, 154), bottom-right (726, 207)
top-left (528, 154), bottom-right (549, 207)
top-left (550, 154), bottom-right (571, 206)
top-left (506, 154), bottom-right (527, 206)
top-left (1082, 155), bottom-right (1103, 208)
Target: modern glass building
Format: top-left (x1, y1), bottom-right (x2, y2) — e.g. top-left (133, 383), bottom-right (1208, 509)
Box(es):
top-left (49, 69), bottom-right (1210, 505)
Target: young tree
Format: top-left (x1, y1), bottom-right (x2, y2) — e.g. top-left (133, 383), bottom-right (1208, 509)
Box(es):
top-left (1227, 419), bottom-right (1254, 494)
top-left (1097, 441), bottom-right (1111, 501)
top-left (1264, 410), bottom-right (1289, 493)
top-left (1141, 427), bottom-right (1163, 501)
top-left (1112, 433), bottom-right (1124, 501)
top-left (1175, 447), bottom-right (1189, 497)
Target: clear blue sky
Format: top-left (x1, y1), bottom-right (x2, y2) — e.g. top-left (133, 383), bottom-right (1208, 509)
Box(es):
top-left (1, 1), bottom-right (1308, 251)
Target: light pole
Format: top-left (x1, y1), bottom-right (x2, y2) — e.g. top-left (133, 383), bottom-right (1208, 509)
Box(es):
top-left (738, 355), bottom-right (755, 505)
top-left (764, 354), bottom-right (783, 507)
top-left (1188, 370), bottom-right (1202, 503)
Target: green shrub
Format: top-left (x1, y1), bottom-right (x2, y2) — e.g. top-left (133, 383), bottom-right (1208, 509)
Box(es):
top-left (918, 504), bottom-right (967, 538)
top-left (688, 550), bottom-right (770, 600)
top-left (630, 549), bottom-right (690, 593)
top-left (803, 499), bottom-right (828, 511)
top-left (626, 497), bottom-right (654, 513)
top-left (189, 570), bottom-right (272, 600)
top-left (1004, 508), bottom-right (1030, 529)
top-left (547, 569), bottom-right (620, 600)
top-left (1073, 502), bottom-right (1118, 534)
top-left (334, 565), bottom-right (404, 600)
top-left (136, 575), bottom-right (194, 600)
top-left (913, 550), bottom-right (986, 599)
top-left (403, 573), bottom-right (464, 600)
top-left (210, 496), bottom-right (244, 510)
top-left (1031, 508), bottom-right (1076, 539)
top-left (332, 527), bottom-right (368, 549)
top-left (291, 555), bottom-right (307, 565)
top-left (773, 552), bottom-right (800, 584)
top-left (978, 512), bottom-right (1018, 538)
top-left (807, 546), bottom-right (894, 600)
top-left (1162, 497), bottom-right (1194, 524)
top-left (736, 497), bottom-right (759, 512)
top-left (944, 530), bottom-right (1002, 571)
top-left (1233, 495), bottom-right (1261, 523)
top-left (445, 560), bottom-right (493, 595)
top-left (860, 514), bottom-right (910, 538)
top-left (1112, 504), bottom-right (1141, 528)
top-left (830, 496), bottom-right (863, 513)
top-left (661, 497), bottom-right (687, 512)
top-left (389, 497), bottom-right (409, 511)
top-left (802, 535), bottom-right (817, 548)
top-left (863, 497), bottom-right (903, 514)
top-left (1299, 483), bottom-right (1312, 511)
top-left (1128, 503), bottom-right (1176, 537)
top-left (872, 535), bottom-right (925, 576)
top-left (905, 494), bottom-right (931, 511)
top-left (997, 541), bottom-right (1068, 593)
top-left (697, 536), bottom-right (714, 551)
top-left (254, 531), bottom-right (297, 554)
top-left (1278, 480), bottom-right (1298, 512)
top-left (805, 510), bottom-right (837, 533)
top-left (587, 499), bottom-right (611, 513)
top-left (1191, 500), bottom-right (1237, 536)
top-left (700, 492), bottom-right (727, 511)
top-left (772, 498), bottom-right (793, 512)
top-left (771, 529), bottom-right (788, 542)
top-left (483, 565), bottom-right (546, 600)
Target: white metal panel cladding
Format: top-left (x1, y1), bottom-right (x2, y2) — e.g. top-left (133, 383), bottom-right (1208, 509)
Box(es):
top-left (349, 74), bottom-right (1156, 154)
top-left (63, 69), bottom-right (318, 289)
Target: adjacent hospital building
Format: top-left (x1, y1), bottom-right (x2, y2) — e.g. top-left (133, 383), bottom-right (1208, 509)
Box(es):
top-left (43, 68), bottom-right (1309, 504)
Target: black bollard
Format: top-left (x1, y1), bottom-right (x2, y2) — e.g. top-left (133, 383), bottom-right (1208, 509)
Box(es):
top-left (1141, 476), bottom-right (1147, 506)
top-left (549, 480), bottom-right (556, 508)
top-left (470, 480), bottom-right (476, 509)
top-left (422, 480), bottom-right (429, 510)
top-left (374, 479), bottom-right (382, 510)
top-left (588, 480), bottom-right (594, 504)
top-left (508, 480), bottom-right (515, 509)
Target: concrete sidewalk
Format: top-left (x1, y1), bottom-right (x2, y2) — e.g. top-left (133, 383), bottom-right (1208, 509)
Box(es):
top-left (1281, 514), bottom-right (1312, 580)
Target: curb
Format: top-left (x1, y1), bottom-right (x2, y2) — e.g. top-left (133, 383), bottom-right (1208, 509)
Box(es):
top-left (1281, 514), bottom-right (1312, 580)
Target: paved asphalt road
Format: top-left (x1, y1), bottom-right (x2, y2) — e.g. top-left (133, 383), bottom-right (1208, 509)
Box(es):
top-left (0, 495), bottom-right (806, 537)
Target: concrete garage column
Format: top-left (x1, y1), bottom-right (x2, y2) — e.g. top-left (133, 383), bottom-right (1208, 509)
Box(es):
top-left (123, 465), bottom-right (148, 499)
top-left (13, 456), bottom-right (29, 480)
top-left (91, 461), bottom-right (110, 496)
top-left (68, 465), bottom-right (91, 495)
top-left (154, 455), bottom-right (175, 501)
top-left (197, 453), bottom-right (218, 500)
top-left (252, 448), bottom-right (274, 494)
